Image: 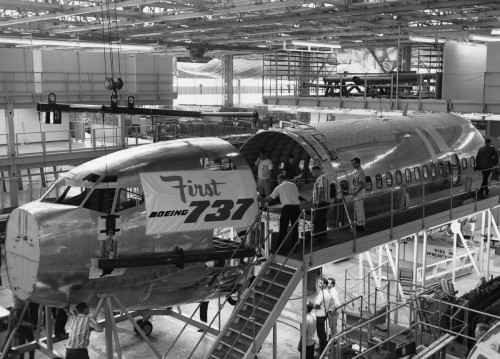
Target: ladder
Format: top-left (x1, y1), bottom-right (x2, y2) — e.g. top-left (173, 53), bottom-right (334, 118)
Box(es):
top-left (206, 260), bottom-right (302, 359)
top-left (293, 123), bottom-right (353, 226)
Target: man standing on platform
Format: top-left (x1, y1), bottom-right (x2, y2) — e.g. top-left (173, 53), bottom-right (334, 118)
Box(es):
top-left (311, 165), bottom-right (330, 242)
top-left (351, 157), bottom-right (366, 231)
top-left (259, 174), bottom-right (301, 253)
top-left (313, 278), bottom-right (334, 355)
top-left (475, 138), bottom-right (498, 197)
top-left (255, 149), bottom-right (274, 198)
top-left (282, 155), bottom-right (300, 181)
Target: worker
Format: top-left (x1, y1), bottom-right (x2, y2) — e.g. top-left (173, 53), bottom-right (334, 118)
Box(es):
top-left (311, 165), bottom-right (330, 242)
top-left (254, 149), bottom-right (274, 198)
top-left (64, 302), bottom-right (103, 359)
top-left (475, 138), bottom-right (499, 197)
top-left (351, 157), bottom-right (366, 231)
top-left (298, 301), bottom-right (316, 359)
top-left (313, 278), bottom-right (334, 354)
top-left (327, 278), bottom-right (342, 340)
top-left (260, 174), bottom-right (301, 253)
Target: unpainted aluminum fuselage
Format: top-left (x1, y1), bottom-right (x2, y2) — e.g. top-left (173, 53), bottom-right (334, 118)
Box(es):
top-left (240, 113), bottom-right (485, 216)
top-left (6, 137), bottom-right (252, 309)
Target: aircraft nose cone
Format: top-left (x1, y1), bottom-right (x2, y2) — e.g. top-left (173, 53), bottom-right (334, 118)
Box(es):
top-left (5, 207), bottom-right (40, 300)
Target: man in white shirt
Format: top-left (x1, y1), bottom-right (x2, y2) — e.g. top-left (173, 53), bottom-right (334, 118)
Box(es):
top-left (327, 278), bottom-right (342, 339)
top-left (351, 157), bottom-right (366, 232)
top-left (311, 165), bottom-right (330, 242)
top-left (299, 301), bottom-right (316, 359)
top-left (313, 278), bottom-right (334, 354)
top-left (254, 149), bottom-right (274, 198)
top-left (260, 174), bottom-right (301, 253)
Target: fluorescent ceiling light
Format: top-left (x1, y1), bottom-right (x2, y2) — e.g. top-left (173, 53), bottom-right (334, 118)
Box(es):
top-left (470, 34), bottom-right (500, 42)
top-left (291, 40), bottom-right (341, 49)
top-left (491, 29), bottom-right (500, 35)
top-left (0, 37), bottom-right (156, 51)
top-left (409, 36), bottom-right (445, 43)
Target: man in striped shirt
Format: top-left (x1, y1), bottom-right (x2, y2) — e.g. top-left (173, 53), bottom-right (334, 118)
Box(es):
top-left (311, 165), bottom-right (330, 242)
top-left (65, 302), bottom-right (103, 359)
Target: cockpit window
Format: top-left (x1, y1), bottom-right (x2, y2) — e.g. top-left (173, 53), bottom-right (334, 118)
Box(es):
top-left (200, 157), bottom-right (235, 171)
top-left (116, 188), bottom-right (144, 212)
top-left (83, 188), bottom-right (116, 214)
top-left (41, 185), bottom-right (89, 206)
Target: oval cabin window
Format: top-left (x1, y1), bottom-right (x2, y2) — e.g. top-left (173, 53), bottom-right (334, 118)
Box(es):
top-left (376, 174), bottom-right (383, 189)
top-left (395, 170), bottom-right (402, 185)
top-left (438, 162), bottom-right (444, 176)
top-left (422, 165), bottom-right (429, 179)
top-left (445, 161), bottom-right (452, 174)
top-left (365, 176), bottom-right (373, 191)
top-left (470, 156), bottom-right (476, 169)
top-left (462, 158), bottom-right (468, 169)
top-left (386, 172), bottom-right (393, 187)
top-left (405, 169), bottom-right (412, 183)
top-left (430, 164), bottom-right (437, 177)
top-left (414, 167), bottom-right (421, 181)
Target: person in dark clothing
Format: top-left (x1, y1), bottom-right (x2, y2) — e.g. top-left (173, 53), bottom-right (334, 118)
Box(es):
top-left (9, 298), bottom-right (35, 359)
top-left (52, 307), bottom-right (69, 338)
top-left (282, 155), bottom-right (300, 181)
top-left (197, 301), bottom-right (209, 332)
top-left (475, 138), bottom-right (499, 197)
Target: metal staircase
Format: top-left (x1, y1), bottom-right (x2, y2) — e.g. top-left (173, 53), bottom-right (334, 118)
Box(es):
top-left (207, 258), bottom-right (303, 359)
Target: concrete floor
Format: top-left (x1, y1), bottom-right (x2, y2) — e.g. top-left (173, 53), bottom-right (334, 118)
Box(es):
top-left (1, 239), bottom-right (499, 359)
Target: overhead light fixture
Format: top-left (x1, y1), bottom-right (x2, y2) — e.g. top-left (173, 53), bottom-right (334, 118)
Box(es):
top-left (470, 34), bottom-right (500, 42)
top-left (290, 40), bottom-right (341, 49)
top-left (0, 37), bottom-right (157, 51)
top-left (491, 29), bottom-right (500, 35)
top-left (409, 36), bottom-right (446, 43)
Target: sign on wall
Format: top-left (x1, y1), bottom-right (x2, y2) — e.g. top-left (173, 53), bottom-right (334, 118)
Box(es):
top-left (140, 170), bottom-right (258, 235)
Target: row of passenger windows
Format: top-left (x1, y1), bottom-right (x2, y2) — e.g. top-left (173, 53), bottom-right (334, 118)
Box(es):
top-left (363, 156), bottom-right (475, 191)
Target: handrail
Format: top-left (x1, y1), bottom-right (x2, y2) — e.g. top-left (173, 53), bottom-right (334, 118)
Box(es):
top-left (307, 168), bottom-right (495, 244)
top-left (219, 209), bottom-right (306, 357)
top-left (162, 216), bottom-right (261, 358)
top-left (178, 212), bottom-right (274, 358)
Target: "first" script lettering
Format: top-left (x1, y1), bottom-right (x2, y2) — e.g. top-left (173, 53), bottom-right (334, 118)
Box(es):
top-left (160, 175), bottom-right (226, 203)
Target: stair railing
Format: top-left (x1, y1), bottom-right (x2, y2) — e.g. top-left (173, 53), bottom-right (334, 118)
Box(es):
top-left (162, 215), bottom-right (262, 358)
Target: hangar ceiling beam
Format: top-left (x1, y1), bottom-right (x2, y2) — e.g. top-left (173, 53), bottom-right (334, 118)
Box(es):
top-left (0, 0), bottom-right (161, 27)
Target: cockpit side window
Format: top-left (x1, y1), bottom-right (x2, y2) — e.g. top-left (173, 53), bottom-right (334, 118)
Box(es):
top-left (42, 185), bottom-right (90, 206)
top-left (116, 188), bottom-right (144, 212)
top-left (83, 188), bottom-right (116, 214)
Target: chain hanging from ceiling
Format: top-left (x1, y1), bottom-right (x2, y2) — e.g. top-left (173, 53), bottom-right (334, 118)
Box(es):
top-left (100, 0), bottom-right (123, 104)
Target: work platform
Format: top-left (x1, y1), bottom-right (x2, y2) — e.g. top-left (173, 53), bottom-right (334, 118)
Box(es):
top-left (204, 184), bottom-right (500, 359)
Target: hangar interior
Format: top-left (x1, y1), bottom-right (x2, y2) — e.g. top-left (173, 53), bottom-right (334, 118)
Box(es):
top-left (2, 1), bottom-right (500, 359)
